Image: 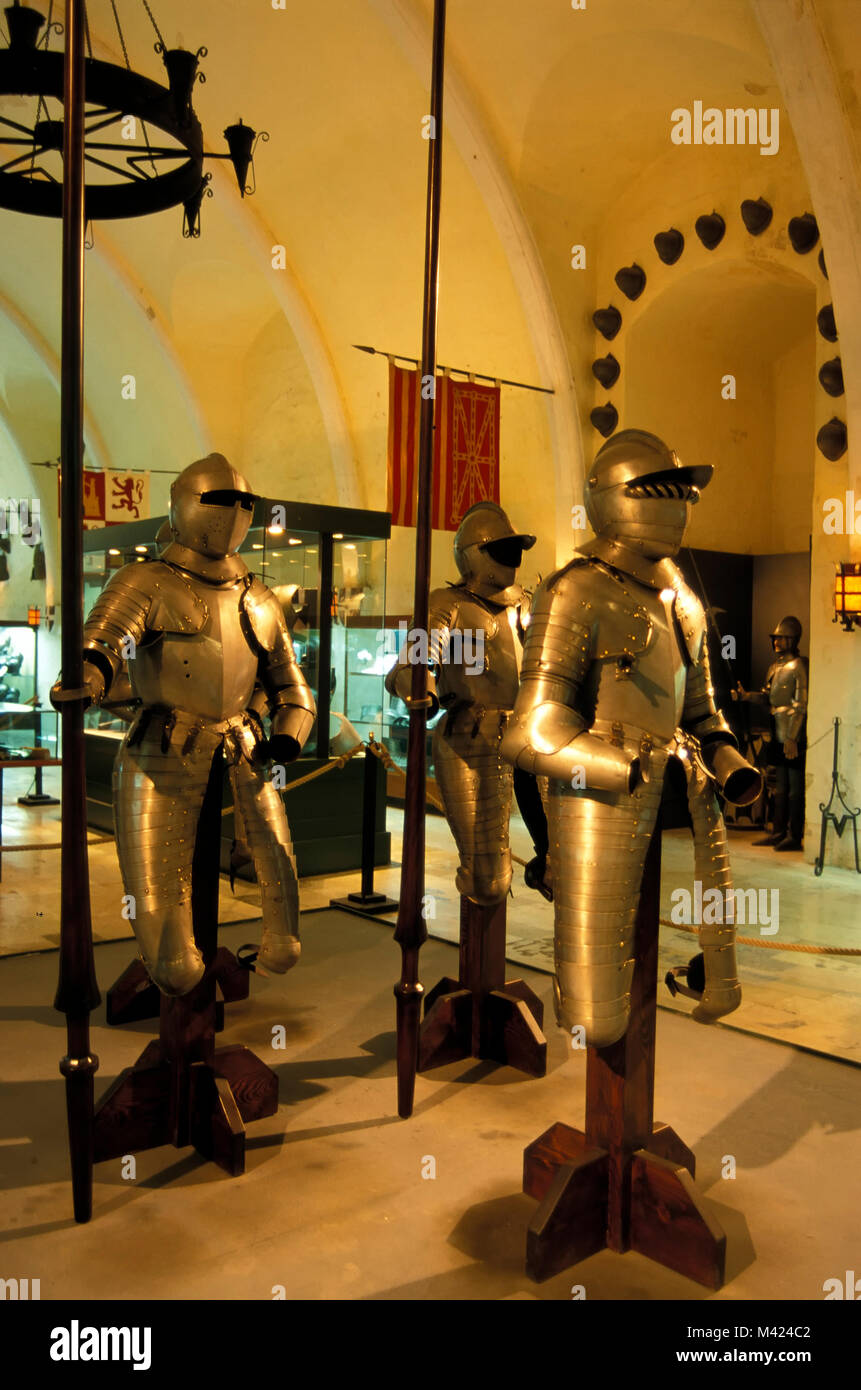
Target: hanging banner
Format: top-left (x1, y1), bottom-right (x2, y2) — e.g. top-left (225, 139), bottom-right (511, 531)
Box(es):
top-left (386, 363), bottom-right (500, 530)
top-left (105, 470), bottom-right (149, 524)
top-left (61, 470), bottom-right (151, 528)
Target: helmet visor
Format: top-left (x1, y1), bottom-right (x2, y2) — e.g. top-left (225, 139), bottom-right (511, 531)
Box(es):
top-left (199, 489), bottom-right (256, 511)
top-left (624, 464), bottom-right (712, 500)
top-left (482, 536), bottom-right (531, 568)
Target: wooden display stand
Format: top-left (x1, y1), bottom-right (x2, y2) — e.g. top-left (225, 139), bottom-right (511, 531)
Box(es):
top-left (105, 949), bottom-right (250, 1030)
top-left (522, 821), bottom-right (726, 1289)
top-left (418, 896), bottom-right (547, 1077)
top-left (91, 752), bottom-right (278, 1176)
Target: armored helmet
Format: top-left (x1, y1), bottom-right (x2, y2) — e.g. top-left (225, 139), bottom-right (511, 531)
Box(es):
top-left (168, 454), bottom-right (257, 559)
top-left (584, 429), bottom-right (712, 559)
top-left (453, 501), bottom-right (535, 602)
top-left (770, 615), bottom-right (802, 649)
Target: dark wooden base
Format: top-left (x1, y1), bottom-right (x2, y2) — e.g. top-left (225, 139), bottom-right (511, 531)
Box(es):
top-left (417, 895), bottom-right (547, 1077)
top-left (518, 813), bottom-right (729, 1291)
top-left (418, 973), bottom-right (547, 1076)
top-left (330, 892), bottom-right (400, 917)
top-left (522, 1120), bottom-right (724, 1288)
top-left (105, 948), bottom-right (251, 1030)
top-left (93, 1039), bottom-right (278, 1176)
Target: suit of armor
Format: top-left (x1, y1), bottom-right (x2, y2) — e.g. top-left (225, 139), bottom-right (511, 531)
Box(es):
top-left (502, 430), bottom-right (760, 1047)
top-left (759, 653), bottom-right (808, 745)
top-left (385, 502), bottom-right (537, 905)
top-left (736, 615), bottom-right (808, 849)
top-left (69, 455), bottom-right (316, 996)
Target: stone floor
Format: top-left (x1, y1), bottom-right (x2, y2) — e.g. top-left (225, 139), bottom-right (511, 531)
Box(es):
top-left (0, 911), bottom-right (858, 1302)
top-left (0, 766), bottom-right (260, 958)
top-left (2, 764), bottom-right (860, 1062)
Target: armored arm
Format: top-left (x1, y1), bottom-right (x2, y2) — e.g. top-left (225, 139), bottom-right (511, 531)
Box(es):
top-left (243, 581), bottom-right (315, 759)
top-left (500, 565), bottom-right (639, 794)
top-left (733, 665), bottom-right (771, 708)
top-left (383, 589), bottom-right (459, 717)
top-left (52, 563), bottom-right (154, 708)
top-left (678, 583), bottom-right (761, 806)
top-left (738, 686), bottom-right (769, 708)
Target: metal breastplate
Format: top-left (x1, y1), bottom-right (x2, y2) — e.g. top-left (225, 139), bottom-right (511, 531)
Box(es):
top-left (583, 582), bottom-right (686, 743)
top-left (767, 656), bottom-right (807, 740)
top-left (436, 591), bottom-right (521, 711)
top-left (131, 579), bottom-right (259, 721)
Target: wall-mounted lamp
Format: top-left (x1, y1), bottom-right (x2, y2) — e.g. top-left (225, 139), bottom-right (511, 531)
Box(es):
top-left (27, 605), bottom-right (41, 628)
top-left (834, 562), bottom-right (861, 631)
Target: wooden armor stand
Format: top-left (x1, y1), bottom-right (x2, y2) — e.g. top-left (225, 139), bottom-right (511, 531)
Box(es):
top-left (91, 752), bottom-right (278, 1176)
top-left (105, 950), bottom-right (250, 1030)
top-left (522, 820), bottom-right (727, 1289)
top-left (418, 897), bottom-right (547, 1077)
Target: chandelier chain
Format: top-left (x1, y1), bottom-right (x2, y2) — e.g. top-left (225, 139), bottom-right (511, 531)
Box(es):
top-left (109, 0), bottom-right (130, 69)
top-left (141, 0), bottom-right (167, 53)
top-left (84, 0), bottom-right (93, 59)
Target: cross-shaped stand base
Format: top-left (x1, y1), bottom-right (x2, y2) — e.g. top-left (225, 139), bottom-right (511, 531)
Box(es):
top-left (91, 750), bottom-right (278, 1177)
top-left (521, 821), bottom-right (726, 1289)
top-left (418, 896), bottom-right (547, 1077)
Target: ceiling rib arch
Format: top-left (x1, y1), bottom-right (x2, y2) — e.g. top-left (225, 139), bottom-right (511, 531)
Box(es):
top-left (369, 0), bottom-right (585, 566)
top-left (0, 290), bottom-right (110, 473)
top-left (185, 162), bottom-right (362, 508)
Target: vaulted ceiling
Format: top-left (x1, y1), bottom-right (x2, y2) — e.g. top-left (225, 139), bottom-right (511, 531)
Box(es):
top-left (1, 0), bottom-right (859, 603)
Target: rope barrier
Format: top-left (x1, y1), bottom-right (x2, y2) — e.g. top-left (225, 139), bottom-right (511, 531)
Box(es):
top-left (657, 917), bottom-right (861, 956)
top-left (2, 836), bottom-right (113, 852)
top-left (3, 731), bottom-right (856, 960)
top-left (219, 739), bottom-right (365, 814)
top-left (364, 742), bottom-right (861, 958)
top-left (365, 735), bottom-right (447, 812)
top-left (506, 848), bottom-right (860, 957)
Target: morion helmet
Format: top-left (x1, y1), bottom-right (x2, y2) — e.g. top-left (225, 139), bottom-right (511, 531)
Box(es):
top-left (770, 615), bottom-right (802, 650)
top-left (453, 501), bottom-right (536, 603)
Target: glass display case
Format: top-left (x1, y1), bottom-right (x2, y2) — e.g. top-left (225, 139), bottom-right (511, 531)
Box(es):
top-left (80, 497), bottom-right (392, 876)
top-left (0, 618), bottom-right (58, 759)
top-left (374, 622), bottom-right (447, 778)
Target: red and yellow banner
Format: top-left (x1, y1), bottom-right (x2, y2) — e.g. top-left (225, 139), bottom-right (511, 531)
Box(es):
top-left (59, 469), bottom-right (150, 528)
top-left (387, 363), bottom-right (500, 530)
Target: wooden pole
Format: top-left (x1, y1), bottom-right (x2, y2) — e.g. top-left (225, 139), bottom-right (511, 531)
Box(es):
top-left (53, 0), bottom-right (101, 1224)
top-left (394, 0), bottom-right (446, 1119)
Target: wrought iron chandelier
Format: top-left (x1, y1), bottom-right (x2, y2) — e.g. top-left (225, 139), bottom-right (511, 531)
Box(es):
top-left (0, 0), bottom-right (267, 235)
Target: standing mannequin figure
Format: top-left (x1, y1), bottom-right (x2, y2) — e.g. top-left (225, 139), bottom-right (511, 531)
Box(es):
top-left (385, 501), bottom-right (542, 905)
top-left (733, 615), bottom-right (808, 851)
top-left (54, 454), bottom-right (316, 995)
top-left (502, 430), bottom-right (761, 1047)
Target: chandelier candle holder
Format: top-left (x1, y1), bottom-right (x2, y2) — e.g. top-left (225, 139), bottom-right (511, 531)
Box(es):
top-left (0, 0), bottom-right (267, 236)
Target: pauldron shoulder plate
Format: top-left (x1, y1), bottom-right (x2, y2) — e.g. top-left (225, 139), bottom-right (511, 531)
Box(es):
top-left (241, 577), bottom-right (284, 653)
